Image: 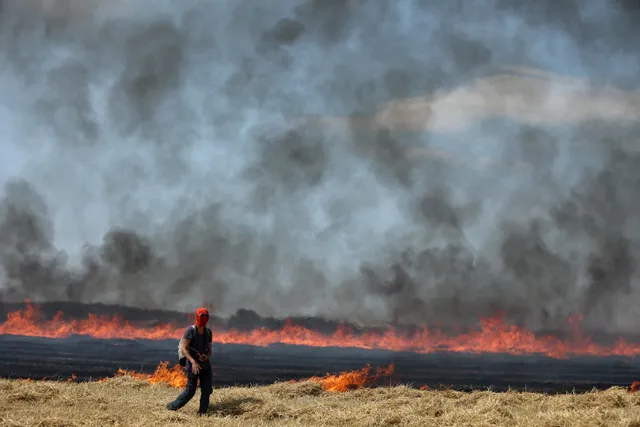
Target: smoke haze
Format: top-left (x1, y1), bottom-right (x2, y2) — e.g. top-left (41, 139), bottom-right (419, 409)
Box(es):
top-left (1, 0), bottom-right (639, 335)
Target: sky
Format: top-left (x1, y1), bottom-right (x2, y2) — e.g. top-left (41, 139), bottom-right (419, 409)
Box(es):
top-left (0, 0), bottom-right (639, 335)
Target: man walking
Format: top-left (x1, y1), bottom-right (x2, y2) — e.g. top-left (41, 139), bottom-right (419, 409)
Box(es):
top-left (167, 307), bottom-right (213, 415)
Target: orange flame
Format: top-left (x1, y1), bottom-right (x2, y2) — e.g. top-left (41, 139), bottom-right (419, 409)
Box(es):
top-left (101, 361), bottom-right (188, 388)
top-left (629, 381), bottom-right (640, 393)
top-left (3, 301), bottom-right (640, 359)
top-left (307, 363), bottom-right (395, 392)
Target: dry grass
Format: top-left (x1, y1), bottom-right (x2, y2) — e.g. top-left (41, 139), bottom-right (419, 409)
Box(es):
top-left (1, 377), bottom-right (640, 427)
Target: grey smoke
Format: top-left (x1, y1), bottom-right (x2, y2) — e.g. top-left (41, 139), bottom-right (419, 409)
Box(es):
top-left (0, 0), bottom-right (639, 336)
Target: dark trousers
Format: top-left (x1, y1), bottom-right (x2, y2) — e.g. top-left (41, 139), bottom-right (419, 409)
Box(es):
top-left (168, 366), bottom-right (212, 413)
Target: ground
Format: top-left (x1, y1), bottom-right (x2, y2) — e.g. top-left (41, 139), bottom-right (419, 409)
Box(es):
top-left (2, 376), bottom-right (640, 427)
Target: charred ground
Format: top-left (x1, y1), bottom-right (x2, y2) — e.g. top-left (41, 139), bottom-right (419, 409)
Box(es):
top-left (2, 334), bottom-right (640, 394)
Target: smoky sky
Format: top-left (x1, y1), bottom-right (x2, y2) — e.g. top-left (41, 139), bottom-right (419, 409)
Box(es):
top-left (1, 0), bottom-right (640, 335)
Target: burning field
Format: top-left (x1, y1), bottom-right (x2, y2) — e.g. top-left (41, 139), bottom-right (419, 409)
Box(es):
top-left (2, 301), bottom-right (640, 394)
top-left (5, 301), bottom-right (640, 358)
top-left (2, 303), bottom-right (640, 425)
top-left (2, 0), bottom-right (640, 425)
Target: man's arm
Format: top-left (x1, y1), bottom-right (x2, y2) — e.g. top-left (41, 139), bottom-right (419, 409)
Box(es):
top-left (181, 338), bottom-right (197, 365)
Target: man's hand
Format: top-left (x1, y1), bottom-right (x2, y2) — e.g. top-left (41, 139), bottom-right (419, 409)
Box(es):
top-left (191, 362), bottom-right (200, 375)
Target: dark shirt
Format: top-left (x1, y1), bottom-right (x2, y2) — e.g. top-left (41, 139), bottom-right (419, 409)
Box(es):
top-left (183, 325), bottom-right (212, 372)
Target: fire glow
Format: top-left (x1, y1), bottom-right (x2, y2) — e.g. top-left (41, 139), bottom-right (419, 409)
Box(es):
top-left (2, 302), bottom-right (640, 359)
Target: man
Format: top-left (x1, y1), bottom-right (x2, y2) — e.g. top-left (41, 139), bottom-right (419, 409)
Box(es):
top-left (167, 307), bottom-right (213, 415)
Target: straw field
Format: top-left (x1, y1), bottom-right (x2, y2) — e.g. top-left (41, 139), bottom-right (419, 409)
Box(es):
top-left (2, 375), bottom-right (640, 427)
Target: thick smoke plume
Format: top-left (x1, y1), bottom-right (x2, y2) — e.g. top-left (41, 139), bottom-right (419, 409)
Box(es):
top-left (1, 0), bottom-right (639, 335)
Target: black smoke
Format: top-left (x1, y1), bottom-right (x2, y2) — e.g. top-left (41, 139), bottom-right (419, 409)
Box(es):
top-left (0, 0), bottom-right (639, 336)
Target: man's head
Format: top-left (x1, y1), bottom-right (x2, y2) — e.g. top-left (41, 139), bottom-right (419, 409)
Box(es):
top-left (195, 308), bottom-right (209, 327)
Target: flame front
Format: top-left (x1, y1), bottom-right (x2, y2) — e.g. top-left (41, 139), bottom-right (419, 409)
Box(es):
top-left (308, 363), bottom-right (395, 392)
top-left (100, 362), bottom-right (395, 392)
top-left (2, 301), bottom-right (640, 358)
